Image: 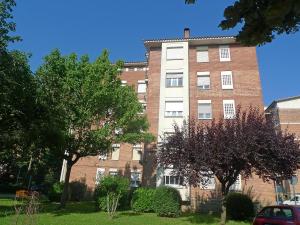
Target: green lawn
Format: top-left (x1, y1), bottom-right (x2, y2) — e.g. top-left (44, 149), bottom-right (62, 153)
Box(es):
top-left (0, 198), bottom-right (251, 225)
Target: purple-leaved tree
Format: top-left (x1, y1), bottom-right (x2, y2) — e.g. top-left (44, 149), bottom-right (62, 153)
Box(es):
top-left (157, 106), bottom-right (300, 224)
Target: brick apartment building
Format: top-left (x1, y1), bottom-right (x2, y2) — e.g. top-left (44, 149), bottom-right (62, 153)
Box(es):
top-left (61, 28), bottom-right (292, 209)
top-left (265, 96), bottom-right (300, 202)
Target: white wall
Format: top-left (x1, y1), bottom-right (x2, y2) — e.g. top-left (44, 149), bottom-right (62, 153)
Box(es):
top-left (277, 98), bottom-right (300, 109)
top-left (156, 41), bottom-right (190, 201)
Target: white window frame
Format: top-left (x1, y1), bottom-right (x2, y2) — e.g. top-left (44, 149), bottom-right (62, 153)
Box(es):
top-left (223, 100), bottom-right (236, 119)
top-left (219, 45), bottom-right (231, 62)
top-left (200, 176), bottom-right (216, 190)
top-left (130, 170), bottom-right (142, 187)
top-left (95, 168), bottom-right (105, 184)
top-left (138, 100), bottom-right (147, 114)
top-left (111, 144), bottom-right (120, 160)
top-left (197, 72), bottom-right (210, 90)
top-left (221, 71), bottom-right (233, 89)
top-left (137, 80), bottom-right (147, 93)
top-left (198, 100), bottom-right (212, 120)
top-left (165, 101), bottom-right (183, 117)
top-left (109, 168), bottom-right (118, 176)
top-left (229, 175), bottom-right (242, 191)
top-left (196, 46), bottom-right (209, 63)
top-left (132, 144), bottom-right (142, 161)
top-left (163, 175), bottom-right (183, 187)
top-left (166, 46), bottom-right (184, 60)
top-left (121, 80), bottom-right (127, 86)
top-left (166, 73), bottom-right (183, 88)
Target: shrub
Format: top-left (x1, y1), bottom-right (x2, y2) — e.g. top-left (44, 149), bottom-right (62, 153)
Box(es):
top-left (48, 182), bottom-right (64, 202)
top-left (69, 181), bottom-right (87, 201)
top-left (153, 186), bottom-right (181, 217)
top-left (131, 188), bottom-right (155, 212)
top-left (94, 176), bottom-right (129, 213)
top-left (226, 192), bottom-right (254, 221)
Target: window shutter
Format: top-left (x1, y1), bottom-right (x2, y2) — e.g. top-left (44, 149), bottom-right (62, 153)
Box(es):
top-left (165, 101), bottom-right (183, 111)
top-left (137, 80), bottom-right (147, 93)
top-left (111, 145), bottom-right (120, 160)
top-left (166, 46), bottom-right (184, 60)
top-left (197, 46), bottom-right (209, 62)
top-left (198, 100), bottom-right (212, 119)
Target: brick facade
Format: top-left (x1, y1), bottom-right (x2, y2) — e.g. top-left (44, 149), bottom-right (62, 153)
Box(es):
top-left (66, 30), bottom-right (292, 210)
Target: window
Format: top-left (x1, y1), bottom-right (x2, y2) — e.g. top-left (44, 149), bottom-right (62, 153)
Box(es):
top-left (137, 80), bottom-right (147, 93)
top-left (166, 46), bottom-right (184, 60)
top-left (132, 144), bottom-right (142, 161)
top-left (164, 175), bottom-right (183, 186)
top-left (166, 73), bottom-right (183, 87)
top-left (95, 168), bottom-right (105, 184)
top-left (223, 100), bottom-right (236, 119)
top-left (130, 171), bottom-right (141, 187)
top-left (197, 46), bottom-right (209, 62)
top-left (109, 169), bottom-right (118, 176)
top-left (139, 100), bottom-right (147, 114)
top-left (273, 208), bottom-right (293, 219)
top-left (258, 207), bottom-right (273, 218)
top-left (219, 45), bottom-right (231, 61)
top-left (229, 174), bottom-right (242, 190)
top-left (165, 101), bottom-right (183, 117)
top-left (221, 71), bottom-right (233, 89)
top-left (121, 80), bottom-right (127, 86)
top-left (197, 72), bottom-right (210, 90)
top-left (198, 100), bottom-right (212, 119)
top-left (200, 177), bottom-right (215, 190)
top-left (111, 144), bottom-right (120, 161)
top-left (98, 153), bottom-right (107, 160)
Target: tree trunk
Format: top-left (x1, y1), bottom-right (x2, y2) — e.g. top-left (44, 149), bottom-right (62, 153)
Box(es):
top-left (220, 183), bottom-right (228, 225)
top-left (60, 162), bottom-right (72, 208)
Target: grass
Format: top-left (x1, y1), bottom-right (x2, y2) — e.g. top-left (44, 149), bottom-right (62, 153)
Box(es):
top-left (0, 198), bottom-right (251, 225)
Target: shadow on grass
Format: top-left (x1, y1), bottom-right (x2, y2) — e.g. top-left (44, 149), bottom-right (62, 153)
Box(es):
top-left (39, 201), bottom-right (97, 217)
top-left (181, 212), bottom-right (220, 224)
top-left (0, 205), bottom-right (16, 217)
top-left (118, 211), bottom-right (142, 217)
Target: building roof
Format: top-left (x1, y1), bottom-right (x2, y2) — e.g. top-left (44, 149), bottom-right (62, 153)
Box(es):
top-left (124, 61), bottom-right (148, 67)
top-left (265, 95), bottom-right (300, 111)
top-left (144, 35), bottom-right (236, 49)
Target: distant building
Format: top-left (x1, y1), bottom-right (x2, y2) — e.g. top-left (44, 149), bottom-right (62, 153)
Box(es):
top-left (62, 28), bottom-right (288, 210)
top-left (265, 96), bottom-right (300, 202)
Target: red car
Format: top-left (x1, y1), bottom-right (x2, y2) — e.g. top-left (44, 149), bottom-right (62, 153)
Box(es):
top-left (253, 205), bottom-right (300, 225)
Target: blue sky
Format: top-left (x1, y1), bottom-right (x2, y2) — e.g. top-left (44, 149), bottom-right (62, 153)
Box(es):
top-left (11, 0), bottom-right (300, 105)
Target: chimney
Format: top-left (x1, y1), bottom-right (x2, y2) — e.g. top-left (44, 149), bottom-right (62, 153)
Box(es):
top-left (184, 28), bottom-right (190, 39)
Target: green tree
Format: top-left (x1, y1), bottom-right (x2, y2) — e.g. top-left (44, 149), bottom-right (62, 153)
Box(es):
top-left (185, 0), bottom-right (300, 45)
top-left (0, 0), bottom-right (21, 50)
top-left (36, 49), bottom-right (154, 208)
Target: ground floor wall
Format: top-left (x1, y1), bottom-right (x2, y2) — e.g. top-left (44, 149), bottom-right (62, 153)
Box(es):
top-left (68, 154), bottom-right (300, 211)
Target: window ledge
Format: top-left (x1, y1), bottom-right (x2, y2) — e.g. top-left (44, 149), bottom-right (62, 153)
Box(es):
top-left (198, 118), bottom-right (212, 120)
top-left (198, 88), bottom-right (211, 90)
top-left (166, 86), bottom-right (184, 88)
top-left (164, 116), bottom-right (184, 118)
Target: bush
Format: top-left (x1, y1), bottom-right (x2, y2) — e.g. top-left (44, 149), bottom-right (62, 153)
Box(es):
top-left (94, 176), bottom-right (130, 211)
top-left (131, 188), bottom-right (155, 212)
top-left (226, 192), bottom-right (254, 221)
top-left (48, 182), bottom-right (64, 202)
top-left (69, 181), bottom-right (87, 201)
top-left (153, 186), bottom-right (181, 217)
